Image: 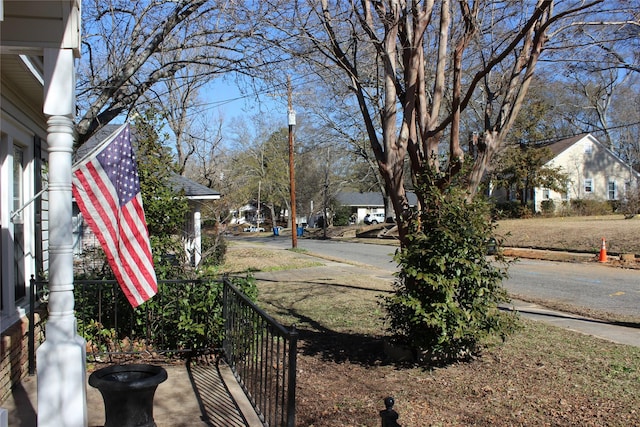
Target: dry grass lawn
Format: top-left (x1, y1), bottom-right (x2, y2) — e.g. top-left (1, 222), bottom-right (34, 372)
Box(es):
top-left (221, 221), bottom-right (640, 426)
top-left (496, 214), bottom-right (640, 254)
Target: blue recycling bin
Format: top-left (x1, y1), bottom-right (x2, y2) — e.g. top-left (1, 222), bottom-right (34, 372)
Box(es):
top-left (273, 226), bottom-right (280, 236)
top-left (296, 226), bottom-right (303, 237)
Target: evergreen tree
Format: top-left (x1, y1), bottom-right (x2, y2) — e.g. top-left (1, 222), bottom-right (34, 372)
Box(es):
top-left (133, 111), bottom-right (190, 278)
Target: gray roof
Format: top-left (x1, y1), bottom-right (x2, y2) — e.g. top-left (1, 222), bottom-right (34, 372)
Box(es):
top-left (76, 124), bottom-right (220, 200)
top-left (336, 191), bottom-right (417, 207)
top-left (168, 174), bottom-right (220, 200)
top-left (336, 191), bottom-right (384, 206)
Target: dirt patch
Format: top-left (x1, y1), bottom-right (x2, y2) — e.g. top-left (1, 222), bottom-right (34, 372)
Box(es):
top-left (252, 268), bottom-right (640, 427)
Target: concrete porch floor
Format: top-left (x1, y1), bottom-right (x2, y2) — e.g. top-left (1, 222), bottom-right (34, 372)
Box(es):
top-left (1, 357), bottom-right (263, 427)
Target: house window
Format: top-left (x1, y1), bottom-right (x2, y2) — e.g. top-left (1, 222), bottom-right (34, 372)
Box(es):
top-left (584, 141), bottom-right (593, 154)
top-left (542, 189), bottom-right (550, 200)
top-left (13, 145), bottom-right (26, 302)
top-left (584, 178), bottom-right (593, 194)
top-left (561, 181), bottom-right (570, 201)
top-left (608, 180), bottom-right (617, 200)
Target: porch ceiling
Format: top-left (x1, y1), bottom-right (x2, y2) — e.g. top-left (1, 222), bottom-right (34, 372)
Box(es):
top-left (1, 54), bottom-right (43, 110)
top-left (1, 0), bottom-right (81, 116)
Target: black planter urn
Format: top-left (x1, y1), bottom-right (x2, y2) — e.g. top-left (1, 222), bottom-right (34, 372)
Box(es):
top-left (89, 364), bottom-right (168, 427)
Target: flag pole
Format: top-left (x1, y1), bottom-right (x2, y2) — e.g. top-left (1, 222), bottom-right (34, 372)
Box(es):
top-left (10, 186), bottom-right (48, 220)
top-left (12, 123), bottom-right (130, 221)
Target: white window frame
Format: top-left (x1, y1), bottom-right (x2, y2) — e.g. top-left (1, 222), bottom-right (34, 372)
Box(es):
top-left (584, 178), bottom-right (593, 194)
top-left (608, 180), bottom-right (617, 200)
top-left (1, 116), bottom-right (36, 330)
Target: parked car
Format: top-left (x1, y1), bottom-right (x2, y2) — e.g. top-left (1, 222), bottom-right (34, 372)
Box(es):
top-left (243, 225), bottom-right (265, 232)
top-left (364, 213), bottom-right (386, 225)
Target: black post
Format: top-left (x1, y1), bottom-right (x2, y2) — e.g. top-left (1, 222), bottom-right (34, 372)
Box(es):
top-left (222, 278), bottom-right (229, 357)
top-left (380, 396), bottom-right (401, 427)
top-left (28, 275), bottom-right (35, 375)
top-left (286, 324), bottom-right (298, 427)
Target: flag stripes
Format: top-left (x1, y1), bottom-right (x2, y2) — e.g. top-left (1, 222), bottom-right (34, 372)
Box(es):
top-left (72, 124), bottom-right (157, 307)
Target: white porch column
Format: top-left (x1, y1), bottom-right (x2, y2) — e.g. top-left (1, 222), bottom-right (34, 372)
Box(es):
top-left (194, 207), bottom-right (202, 267)
top-left (36, 48), bottom-right (87, 427)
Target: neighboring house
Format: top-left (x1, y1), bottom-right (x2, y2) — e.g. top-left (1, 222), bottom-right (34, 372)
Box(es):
top-left (168, 174), bottom-right (221, 266)
top-left (231, 202), bottom-right (263, 226)
top-left (0, 0), bottom-right (82, 409)
top-left (491, 134), bottom-right (640, 213)
top-left (336, 191), bottom-right (418, 223)
top-left (73, 124), bottom-right (221, 267)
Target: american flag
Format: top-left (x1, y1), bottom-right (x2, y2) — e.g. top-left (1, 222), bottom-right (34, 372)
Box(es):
top-left (72, 123), bottom-right (157, 307)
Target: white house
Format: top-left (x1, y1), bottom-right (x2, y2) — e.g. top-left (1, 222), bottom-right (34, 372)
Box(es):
top-left (335, 191), bottom-right (418, 224)
top-left (1, 1), bottom-right (86, 425)
top-left (532, 134), bottom-right (640, 212)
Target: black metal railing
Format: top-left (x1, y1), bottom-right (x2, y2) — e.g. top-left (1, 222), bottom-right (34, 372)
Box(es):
top-left (223, 280), bottom-right (298, 427)
top-left (380, 397), bottom-right (402, 427)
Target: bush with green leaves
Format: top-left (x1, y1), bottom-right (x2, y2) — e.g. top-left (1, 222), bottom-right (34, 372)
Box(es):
top-left (332, 205), bottom-right (353, 226)
top-left (139, 275), bottom-right (257, 352)
top-left (200, 233), bottom-right (227, 268)
top-left (74, 275), bottom-right (258, 355)
top-left (540, 199), bottom-right (555, 215)
top-left (382, 172), bottom-right (517, 363)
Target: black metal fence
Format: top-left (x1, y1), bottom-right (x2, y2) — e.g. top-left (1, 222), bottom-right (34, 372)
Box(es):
top-left (223, 281), bottom-right (298, 427)
top-left (28, 276), bottom-right (298, 427)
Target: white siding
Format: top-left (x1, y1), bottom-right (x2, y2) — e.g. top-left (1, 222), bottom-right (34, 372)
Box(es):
top-left (536, 135), bottom-right (640, 212)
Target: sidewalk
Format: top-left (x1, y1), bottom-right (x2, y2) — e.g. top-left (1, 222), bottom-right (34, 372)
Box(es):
top-left (1, 356), bottom-right (263, 427)
top-left (503, 299), bottom-right (640, 347)
top-left (253, 247), bottom-right (640, 349)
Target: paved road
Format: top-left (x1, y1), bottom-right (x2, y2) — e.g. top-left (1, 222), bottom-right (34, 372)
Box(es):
top-left (506, 258), bottom-right (639, 318)
top-left (234, 235), bottom-right (640, 319)
top-left (234, 235), bottom-right (640, 347)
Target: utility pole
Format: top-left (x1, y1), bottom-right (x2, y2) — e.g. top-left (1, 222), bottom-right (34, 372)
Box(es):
top-left (257, 180), bottom-right (261, 230)
top-left (287, 76), bottom-right (298, 249)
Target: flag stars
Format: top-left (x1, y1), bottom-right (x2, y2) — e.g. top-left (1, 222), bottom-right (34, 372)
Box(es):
top-left (96, 128), bottom-right (141, 206)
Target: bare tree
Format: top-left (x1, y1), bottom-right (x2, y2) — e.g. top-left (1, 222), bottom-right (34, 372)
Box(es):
top-left (145, 63), bottom-right (211, 175)
top-left (75, 0), bottom-right (278, 146)
top-left (541, 2), bottom-right (640, 153)
top-left (261, 0), bottom-right (603, 244)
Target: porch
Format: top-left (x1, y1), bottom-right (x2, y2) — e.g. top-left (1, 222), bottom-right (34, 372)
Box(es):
top-left (3, 354), bottom-right (262, 426)
top-left (1, 278), bottom-right (296, 427)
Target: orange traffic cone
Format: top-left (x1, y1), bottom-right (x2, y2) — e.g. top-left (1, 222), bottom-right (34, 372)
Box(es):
top-left (599, 237), bottom-right (607, 263)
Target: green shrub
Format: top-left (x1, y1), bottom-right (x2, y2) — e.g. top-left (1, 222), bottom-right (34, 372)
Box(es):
top-left (383, 172), bottom-right (517, 363)
top-left (200, 234), bottom-right (227, 267)
top-left (492, 201), bottom-right (533, 219)
top-left (333, 205), bottom-right (353, 226)
top-left (75, 274), bottom-right (258, 356)
top-left (570, 199), bottom-right (613, 216)
top-left (540, 199), bottom-right (555, 215)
